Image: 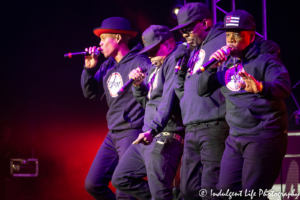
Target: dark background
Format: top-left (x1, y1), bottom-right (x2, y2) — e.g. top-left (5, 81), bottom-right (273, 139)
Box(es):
top-left (0, 0), bottom-right (299, 199)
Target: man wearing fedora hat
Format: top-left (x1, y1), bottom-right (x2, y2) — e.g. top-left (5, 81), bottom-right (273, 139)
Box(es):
top-left (111, 25), bottom-right (184, 200)
top-left (81, 17), bottom-right (151, 200)
top-left (197, 10), bottom-right (290, 198)
top-left (170, 3), bottom-right (229, 200)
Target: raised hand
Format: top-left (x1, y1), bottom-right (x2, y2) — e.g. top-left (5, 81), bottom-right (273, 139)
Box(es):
top-left (85, 46), bottom-right (100, 68)
top-left (238, 71), bottom-right (263, 93)
top-left (174, 43), bottom-right (191, 73)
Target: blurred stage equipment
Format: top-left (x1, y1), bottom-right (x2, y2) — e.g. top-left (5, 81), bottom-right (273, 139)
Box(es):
top-left (272, 130), bottom-right (300, 199)
top-left (10, 148), bottom-right (38, 177)
top-left (6, 148), bottom-right (49, 200)
top-left (10, 158), bottom-right (39, 177)
top-left (290, 80), bottom-right (300, 125)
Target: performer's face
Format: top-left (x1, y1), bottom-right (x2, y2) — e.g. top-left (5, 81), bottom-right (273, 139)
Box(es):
top-left (147, 43), bottom-right (169, 67)
top-left (180, 21), bottom-right (206, 48)
top-left (99, 33), bottom-right (119, 58)
top-left (226, 30), bottom-right (255, 57)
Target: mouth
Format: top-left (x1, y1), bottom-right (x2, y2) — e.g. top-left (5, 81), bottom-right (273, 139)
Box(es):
top-left (227, 46), bottom-right (237, 52)
top-left (151, 60), bottom-right (161, 67)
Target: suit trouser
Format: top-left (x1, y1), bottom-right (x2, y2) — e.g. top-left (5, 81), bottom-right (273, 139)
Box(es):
top-left (85, 129), bottom-right (141, 200)
top-left (218, 133), bottom-right (287, 200)
top-left (112, 133), bottom-right (184, 200)
top-left (180, 121), bottom-right (229, 200)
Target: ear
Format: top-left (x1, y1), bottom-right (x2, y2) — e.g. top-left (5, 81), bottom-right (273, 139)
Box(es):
top-left (202, 19), bottom-right (212, 31)
top-left (115, 34), bottom-right (122, 43)
top-left (250, 31), bottom-right (255, 43)
top-left (164, 41), bottom-right (172, 51)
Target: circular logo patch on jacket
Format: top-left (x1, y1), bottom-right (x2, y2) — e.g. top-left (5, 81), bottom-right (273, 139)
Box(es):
top-left (191, 49), bottom-right (205, 74)
top-left (107, 72), bottom-right (123, 97)
top-left (225, 63), bottom-right (245, 91)
top-left (147, 68), bottom-right (160, 99)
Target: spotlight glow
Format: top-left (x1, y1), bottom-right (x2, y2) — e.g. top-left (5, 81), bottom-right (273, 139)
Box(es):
top-left (174, 8), bottom-right (180, 15)
top-left (172, 5), bottom-right (182, 19)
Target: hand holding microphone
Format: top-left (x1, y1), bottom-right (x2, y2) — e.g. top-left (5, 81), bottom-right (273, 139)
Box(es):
top-left (128, 67), bottom-right (145, 87)
top-left (85, 46), bottom-right (102, 69)
top-left (174, 43), bottom-right (190, 74)
top-left (196, 46), bottom-right (230, 74)
top-left (117, 67), bottom-right (145, 95)
top-left (64, 46), bottom-right (102, 68)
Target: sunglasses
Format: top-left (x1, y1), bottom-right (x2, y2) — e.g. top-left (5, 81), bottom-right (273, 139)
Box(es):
top-left (179, 21), bottom-right (201, 34)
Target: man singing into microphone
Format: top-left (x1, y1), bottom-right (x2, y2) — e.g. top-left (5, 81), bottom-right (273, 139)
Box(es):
top-left (197, 10), bottom-right (290, 198)
top-left (112, 25), bottom-right (184, 200)
top-left (170, 3), bottom-right (229, 200)
top-left (81, 17), bottom-right (150, 200)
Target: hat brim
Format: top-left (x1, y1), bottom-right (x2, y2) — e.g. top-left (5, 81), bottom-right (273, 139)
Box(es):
top-left (170, 21), bottom-right (195, 31)
top-left (138, 42), bottom-right (161, 55)
top-left (93, 28), bottom-right (138, 38)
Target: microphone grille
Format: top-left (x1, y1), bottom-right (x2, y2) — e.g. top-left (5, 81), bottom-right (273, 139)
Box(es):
top-left (223, 46), bottom-right (231, 56)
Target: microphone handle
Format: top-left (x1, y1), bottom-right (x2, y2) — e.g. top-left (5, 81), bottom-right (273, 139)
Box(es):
top-left (196, 58), bottom-right (218, 75)
top-left (175, 58), bottom-right (182, 74)
top-left (117, 78), bottom-right (135, 95)
top-left (196, 46), bottom-right (231, 74)
top-left (64, 49), bottom-right (101, 58)
top-left (64, 52), bottom-right (88, 58)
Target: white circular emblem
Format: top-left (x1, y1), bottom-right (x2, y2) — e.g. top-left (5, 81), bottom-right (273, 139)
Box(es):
top-left (193, 49), bottom-right (206, 73)
top-left (107, 72), bottom-right (123, 97)
top-left (225, 63), bottom-right (245, 91)
top-left (147, 68), bottom-right (160, 99)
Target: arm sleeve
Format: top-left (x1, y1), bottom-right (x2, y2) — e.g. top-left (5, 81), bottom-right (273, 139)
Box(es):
top-left (132, 82), bottom-right (149, 108)
top-left (197, 67), bottom-right (222, 97)
top-left (174, 70), bottom-right (186, 100)
top-left (257, 57), bottom-right (291, 100)
top-left (148, 59), bottom-right (179, 135)
top-left (80, 61), bottom-right (107, 99)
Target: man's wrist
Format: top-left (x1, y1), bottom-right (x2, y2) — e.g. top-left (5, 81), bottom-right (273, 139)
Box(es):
top-left (84, 66), bottom-right (97, 75)
top-left (258, 82), bottom-right (263, 92)
top-left (255, 81), bottom-right (263, 93)
top-left (148, 129), bottom-right (157, 137)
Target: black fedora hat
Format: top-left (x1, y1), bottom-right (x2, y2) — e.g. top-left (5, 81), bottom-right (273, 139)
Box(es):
top-left (93, 17), bottom-right (138, 38)
top-left (138, 25), bottom-right (173, 55)
top-left (170, 3), bottom-right (212, 31)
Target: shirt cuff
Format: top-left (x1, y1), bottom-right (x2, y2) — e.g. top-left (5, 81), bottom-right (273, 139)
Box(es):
top-left (84, 66), bottom-right (97, 75)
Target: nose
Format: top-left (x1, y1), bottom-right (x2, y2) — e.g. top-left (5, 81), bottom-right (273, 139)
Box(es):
top-left (228, 35), bottom-right (236, 44)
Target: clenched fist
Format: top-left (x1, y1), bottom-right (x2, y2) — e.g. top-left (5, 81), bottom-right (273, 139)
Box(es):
top-left (128, 67), bottom-right (145, 86)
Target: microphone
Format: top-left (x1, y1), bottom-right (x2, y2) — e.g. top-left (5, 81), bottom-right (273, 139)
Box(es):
top-left (64, 47), bottom-right (101, 58)
top-left (175, 42), bottom-right (190, 74)
top-left (117, 79), bottom-right (135, 95)
top-left (117, 68), bottom-right (145, 95)
top-left (196, 46), bottom-right (230, 74)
